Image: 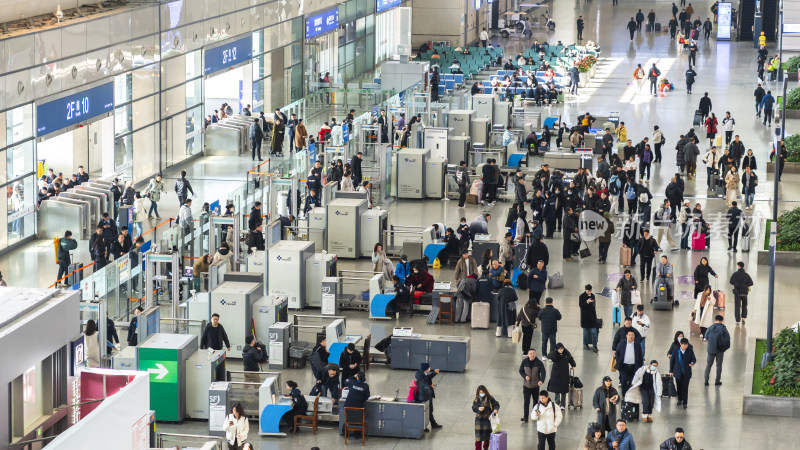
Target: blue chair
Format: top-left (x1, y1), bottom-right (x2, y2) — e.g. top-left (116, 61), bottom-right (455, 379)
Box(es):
top-left (438, 85), bottom-right (445, 94)
top-left (508, 153), bottom-right (526, 166)
top-left (444, 74), bottom-right (454, 80)
top-left (543, 117), bottom-right (559, 128)
top-left (445, 79), bottom-right (455, 90)
top-left (483, 87), bottom-right (493, 94)
top-left (498, 70), bottom-right (507, 77)
top-left (482, 81), bottom-right (491, 86)
top-left (454, 74), bottom-right (464, 84)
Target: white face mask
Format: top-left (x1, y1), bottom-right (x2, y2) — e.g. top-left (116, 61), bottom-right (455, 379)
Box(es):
top-left (650, 365), bottom-right (658, 371)
top-left (479, 393), bottom-right (486, 398)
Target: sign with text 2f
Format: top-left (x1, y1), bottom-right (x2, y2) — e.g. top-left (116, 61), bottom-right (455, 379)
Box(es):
top-left (305, 8), bottom-right (339, 39)
top-left (204, 36), bottom-right (254, 76)
top-left (36, 82), bottom-right (114, 136)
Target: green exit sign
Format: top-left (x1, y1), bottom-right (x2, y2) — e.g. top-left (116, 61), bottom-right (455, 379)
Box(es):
top-left (138, 348), bottom-right (180, 421)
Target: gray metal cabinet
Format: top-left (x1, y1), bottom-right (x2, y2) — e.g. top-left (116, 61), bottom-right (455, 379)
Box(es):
top-left (390, 335), bottom-right (470, 372)
top-left (347, 400), bottom-right (428, 439)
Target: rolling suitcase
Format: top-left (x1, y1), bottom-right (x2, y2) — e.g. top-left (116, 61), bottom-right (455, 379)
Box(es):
top-left (569, 386), bottom-right (584, 408)
top-left (621, 401), bottom-right (639, 422)
top-left (489, 431), bottom-right (507, 450)
top-left (693, 110), bottom-right (703, 127)
top-left (708, 171), bottom-right (719, 191)
top-left (620, 245), bottom-right (631, 267)
top-left (689, 317), bottom-right (702, 335)
top-left (714, 135), bottom-right (723, 147)
top-left (691, 232), bottom-right (706, 250)
top-left (742, 235), bottom-right (751, 252)
top-left (714, 179), bottom-right (725, 197)
top-left (612, 306), bottom-right (622, 326)
top-left (661, 375), bottom-right (677, 397)
top-left (67, 262), bottom-right (84, 286)
top-left (471, 302), bottom-right (490, 329)
top-left (655, 22), bottom-right (662, 32)
top-left (713, 287), bottom-right (726, 309)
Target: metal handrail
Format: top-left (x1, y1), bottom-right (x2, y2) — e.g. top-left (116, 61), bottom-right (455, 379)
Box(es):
top-left (156, 432), bottom-right (225, 449)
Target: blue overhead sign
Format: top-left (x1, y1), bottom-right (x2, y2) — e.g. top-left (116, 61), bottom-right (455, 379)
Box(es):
top-left (377, 0), bottom-right (402, 13)
top-left (305, 8), bottom-right (339, 39)
top-left (36, 82), bottom-right (114, 136)
top-left (204, 36), bottom-right (253, 75)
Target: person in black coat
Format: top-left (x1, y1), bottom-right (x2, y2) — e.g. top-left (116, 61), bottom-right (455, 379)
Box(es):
top-left (248, 223), bottom-right (266, 251)
top-left (415, 363), bottom-right (442, 429)
top-left (339, 343), bottom-right (362, 386)
top-left (579, 285), bottom-right (599, 351)
top-left (546, 343), bottom-right (576, 406)
top-left (668, 338), bottom-right (696, 408)
top-left (127, 306), bottom-right (144, 347)
top-left (282, 380), bottom-right (308, 428)
top-left (527, 236), bottom-right (550, 269)
top-left (242, 335), bottom-right (265, 372)
top-left (309, 337), bottom-right (330, 381)
top-left (537, 297), bottom-right (562, 357)
top-left (106, 316), bottom-right (119, 354)
top-left (692, 257), bottom-right (717, 297)
top-left (317, 364), bottom-right (341, 402)
top-left (615, 329), bottom-right (644, 396)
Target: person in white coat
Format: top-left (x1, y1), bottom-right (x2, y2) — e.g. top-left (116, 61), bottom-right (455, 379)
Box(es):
top-left (692, 286), bottom-right (716, 339)
top-left (624, 361), bottom-right (662, 423)
top-left (83, 320), bottom-right (101, 368)
top-left (225, 402), bottom-right (249, 450)
top-left (132, 193), bottom-right (148, 237)
top-left (532, 390), bottom-right (562, 450)
top-left (631, 304), bottom-right (651, 358)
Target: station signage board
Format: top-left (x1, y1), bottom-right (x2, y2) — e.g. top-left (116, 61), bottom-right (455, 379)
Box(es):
top-left (377, 0), bottom-right (402, 13)
top-left (36, 82), bottom-right (114, 137)
top-left (204, 36), bottom-right (253, 76)
top-left (306, 8), bottom-right (339, 39)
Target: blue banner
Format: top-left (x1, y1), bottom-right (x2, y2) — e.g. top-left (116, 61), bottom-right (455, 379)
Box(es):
top-left (377, 0), bottom-right (402, 13)
top-left (204, 36), bottom-right (253, 75)
top-left (305, 8), bottom-right (339, 39)
top-left (36, 82), bottom-right (114, 136)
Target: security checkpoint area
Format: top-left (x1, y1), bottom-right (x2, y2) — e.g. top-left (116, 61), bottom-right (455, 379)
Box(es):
top-left (4, 0), bottom-right (800, 448)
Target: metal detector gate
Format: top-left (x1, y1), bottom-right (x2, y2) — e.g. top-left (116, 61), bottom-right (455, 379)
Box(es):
top-left (144, 251), bottom-right (181, 324)
top-left (208, 216), bottom-right (241, 271)
top-left (267, 177), bottom-right (299, 221)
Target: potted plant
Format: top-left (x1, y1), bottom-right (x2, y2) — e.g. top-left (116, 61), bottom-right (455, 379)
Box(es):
top-left (782, 55), bottom-right (800, 81)
top-left (576, 56), bottom-right (593, 86)
top-left (583, 55), bottom-right (598, 77)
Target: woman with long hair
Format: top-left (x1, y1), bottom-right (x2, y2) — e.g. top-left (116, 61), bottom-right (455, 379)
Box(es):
top-left (225, 402), bottom-right (249, 449)
top-left (471, 385), bottom-right (500, 450)
top-left (591, 376), bottom-right (619, 434)
top-left (480, 249), bottom-right (493, 275)
top-left (667, 330), bottom-right (685, 359)
top-left (692, 285), bottom-right (715, 338)
top-left (372, 243), bottom-right (394, 280)
top-left (84, 319), bottom-right (101, 368)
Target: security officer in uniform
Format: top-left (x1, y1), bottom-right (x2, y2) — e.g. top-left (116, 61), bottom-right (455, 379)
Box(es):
top-left (340, 372), bottom-right (370, 435)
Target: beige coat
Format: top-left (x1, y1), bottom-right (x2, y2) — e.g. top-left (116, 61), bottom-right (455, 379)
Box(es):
top-left (692, 292), bottom-right (716, 329)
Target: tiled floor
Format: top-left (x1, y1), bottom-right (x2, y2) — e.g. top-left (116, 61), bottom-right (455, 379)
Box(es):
top-left (4, 1), bottom-right (800, 449)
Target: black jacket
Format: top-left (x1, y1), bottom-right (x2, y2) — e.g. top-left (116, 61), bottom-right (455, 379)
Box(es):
top-left (612, 325), bottom-right (642, 351)
top-left (579, 292), bottom-right (598, 329)
top-left (615, 339), bottom-right (644, 371)
top-left (537, 305), bottom-right (562, 335)
top-left (669, 344), bottom-right (697, 380)
top-left (120, 187), bottom-right (135, 206)
top-left (727, 206), bottom-right (743, 229)
top-left (639, 236), bottom-right (659, 258)
top-left (248, 208), bottom-right (263, 231)
top-left (519, 357), bottom-right (547, 384)
top-left (242, 343), bottom-right (265, 371)
top-left (527, 240), bottom-right (550, 268)
top-left (415, 369), bottom-right (437, 400)
top-left (699, 95), bottom-right (713, 113)
top-left (546, 349), bottom-right (576, 394)
top-left (344, 379), bottom-right (370, 408)
top-left (729, 268), bottom-right (753, 293)
top-left (127, 316), bottom-right (139, 346)
top-left (248, 231), bottom-right (265, 251)
top-left (741, 171), bottom-right (758, 193)
top-left (660, 437), bottom-right (694, 450)
top-left (340, 349), bottom-right (362, 379)
top-left (200, 324), bottom-right (230, 350)
top-left (693, 263), bottom-right (717, 290)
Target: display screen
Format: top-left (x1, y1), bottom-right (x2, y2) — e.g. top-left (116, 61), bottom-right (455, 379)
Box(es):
top-left (204, 36), bottom-right (253, 75)
top-left (717, 2), bottom-right (732, 40)
top-left (377, 0), bottom-right (402, 13)
top-left (36, 82), bottom-right (114, 136)
top-left (305, 8), bottom-right (339, 39)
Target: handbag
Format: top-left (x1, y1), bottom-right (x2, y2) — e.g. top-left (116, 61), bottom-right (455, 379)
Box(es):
top-left (596, 318), bottom-right (604, 329)
top-left (570, 232), bottom-right (581, 243)
top-left (548, 272), bottom-right (564, 289)
top-left (610, 356), bottom-right (617, 372)
top-left (511, 326), bottom-right (522, 343)
top-left (579, 241), bottom-right (592, 259)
